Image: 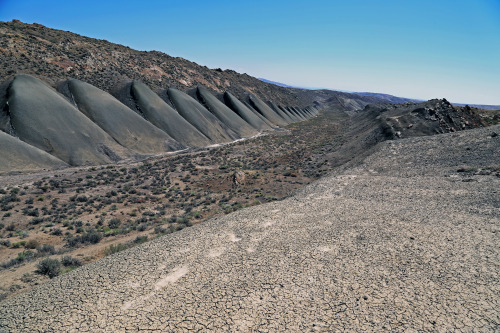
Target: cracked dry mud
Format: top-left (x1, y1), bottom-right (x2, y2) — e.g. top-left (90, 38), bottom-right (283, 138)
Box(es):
top-left (1, 125), bottom-right (499, 332)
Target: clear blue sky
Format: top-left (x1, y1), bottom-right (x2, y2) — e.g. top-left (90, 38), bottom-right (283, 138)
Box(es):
top-left (1, 0), bottom-right (499, 104)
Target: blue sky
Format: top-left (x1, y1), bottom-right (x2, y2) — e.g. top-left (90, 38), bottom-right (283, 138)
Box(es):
top-left (1, 0), bottom-right (499, 104)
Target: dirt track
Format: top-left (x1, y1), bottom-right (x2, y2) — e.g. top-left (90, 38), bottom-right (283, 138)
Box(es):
top-left (0, 125), bottom-right (499, 332)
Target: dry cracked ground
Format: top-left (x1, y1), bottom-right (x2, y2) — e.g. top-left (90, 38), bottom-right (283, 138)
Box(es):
top-left (0, 125), bottom-right (499, 332)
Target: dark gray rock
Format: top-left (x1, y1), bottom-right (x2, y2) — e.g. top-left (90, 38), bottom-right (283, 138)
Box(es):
top-left (0, 74), bottom-right (132, 166)
top-left (61, 79), bottom-right (184, 154)
top-left (223, 92), bottom-right (273, 131)
top-left (195, 86), bottom-right (258, 138)
top-left (168, 88), bottom-right (237, 143)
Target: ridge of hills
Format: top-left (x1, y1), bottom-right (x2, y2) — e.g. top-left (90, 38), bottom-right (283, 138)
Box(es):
top-left (0, 72), bottom-right (322, 173)
top-left (0, 19), bottom-right (404, 174)
top-left (0, 20), bottom-right (383, 108)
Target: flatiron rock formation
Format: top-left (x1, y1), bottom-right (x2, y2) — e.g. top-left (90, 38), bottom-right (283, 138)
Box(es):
top-left (0, 131), bottom-right (67, 173)
top-left (195, 86), bottom-right (259, 138)
top-left (0, 74), bottom-right (131, 166)
top-left (60, 79), bottom-right (184, 153)
top-left (114, 80), bottom-right (212, 148)
top-left (223, 91), bottom-right (273, 131)
top-left (167, 87), bottom-right (238, 143)
top-left (267, 101), bottom-right (295, 123)
top-left (248, 93), bottom-right (290, 126)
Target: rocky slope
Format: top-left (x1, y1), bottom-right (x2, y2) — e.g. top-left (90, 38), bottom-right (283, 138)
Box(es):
top-left (0, 20), bottom-right (394, 174)
top-left (0, 20), bottom-right (382, 108)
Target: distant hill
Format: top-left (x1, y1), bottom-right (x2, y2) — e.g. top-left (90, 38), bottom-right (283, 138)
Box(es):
top-left (353, 92), bottom-right (422, 104)
top-left (452, 103), bottom-right (500, 111)
top-left (258, 78), bottom-right (296, 88)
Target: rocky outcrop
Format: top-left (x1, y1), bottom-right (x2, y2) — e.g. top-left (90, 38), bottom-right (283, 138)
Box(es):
top-left (59, 79), bottom-right (184, 153)
top-left (0, 74), bottom-right (132, 166)
top-left (195, 86), bottom-right (259, 138)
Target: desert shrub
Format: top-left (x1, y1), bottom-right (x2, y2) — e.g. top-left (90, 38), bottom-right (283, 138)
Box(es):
top-left (51, 228), bottom-right (62, 236)
top-left (61, 256), bottom-right (82, 267)
top-left (104, 243), bottom-right (129, 255)
top-left (76, 195), bottom-right (88, 202)
top-left (134, 235), bottom-right (148, 244)
top-left (108, 218), bottom-right (121, 229)
top-left (81, 230), bottom-right (102, 244)
top-left (1, 251), bottom-right (33, 269)
top-left (36, 258), bottom-right (60, 278)
top-left (154, 226), bottom-right (166, 234)
top-left (11, 241), bottom-right (26, 248)
top-left (65, 236), bottom-right (80, 248)
top-left (37, 244), bottom-right (56, 255)
top-left (30, 217), bottom-right (44, 225)
top-left (25, 239), bottom-right (40, 249)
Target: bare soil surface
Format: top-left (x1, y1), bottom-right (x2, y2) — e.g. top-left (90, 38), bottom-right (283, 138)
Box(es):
top-left (0, 106), bottom-right (347, 300)
top-left (0, 119), bottom-right (498, 331)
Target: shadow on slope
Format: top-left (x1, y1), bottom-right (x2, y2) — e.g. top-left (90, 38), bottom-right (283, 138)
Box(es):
top-left (168, 88), bottom-right (238, 143)
top-left (195, 86), bottom-right (259, 138)
top-left (0, 131), bottom-right (67, 174)
top-left (59, 79), bottom-right (184, 154)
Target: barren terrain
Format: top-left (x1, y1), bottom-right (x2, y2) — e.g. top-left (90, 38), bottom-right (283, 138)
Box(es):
top-left (1, 120), bottom-right (498, 332)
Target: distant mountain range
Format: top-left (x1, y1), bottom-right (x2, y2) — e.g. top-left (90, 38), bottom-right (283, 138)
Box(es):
top-left (259, 78), bottom-right (500, 110)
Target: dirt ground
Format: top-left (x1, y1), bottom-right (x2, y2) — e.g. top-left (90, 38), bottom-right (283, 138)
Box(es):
top-left (0, 108), bottom-right (350, 300)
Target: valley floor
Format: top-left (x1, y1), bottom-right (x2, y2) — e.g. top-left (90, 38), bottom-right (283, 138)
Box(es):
top-left (0, 107), bottom-right (346, 301)
top-left (0, 121), bottom-right (498, 331)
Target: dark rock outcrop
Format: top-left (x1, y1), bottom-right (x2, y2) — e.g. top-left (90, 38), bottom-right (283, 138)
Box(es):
top-left (0, 74), bottom-right (131, 166)
top-left (167, 88), bottom-right (238, 143)
top-left (60, 79), bottom-right (184, 154)
top-left (223, 92), bottom-right (273, 131)
top-left (195, 86), bottom-right (259, 138)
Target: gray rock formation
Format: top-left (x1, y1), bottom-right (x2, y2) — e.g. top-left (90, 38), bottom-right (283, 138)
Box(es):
top-left (247, 94), bottom-right (289, 126)
top-left (287, 106), bottom-right (307, 121)
top-left (195, 86), bottom-right (259, 138)
top-left (60, 79), bottom-right (184, 154)
top-left (0, 131), bottom-right (67, 174)
top-left (0, 74), bottom-right (131, 166)
top-left (223, 92), bottom-right (273, 131)
top-left (123, 81), bottom-right (212, 148)
top-left (268, 101), bottom-right (296, 123)
top-left (168, 88), bottom-right (237, 143)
